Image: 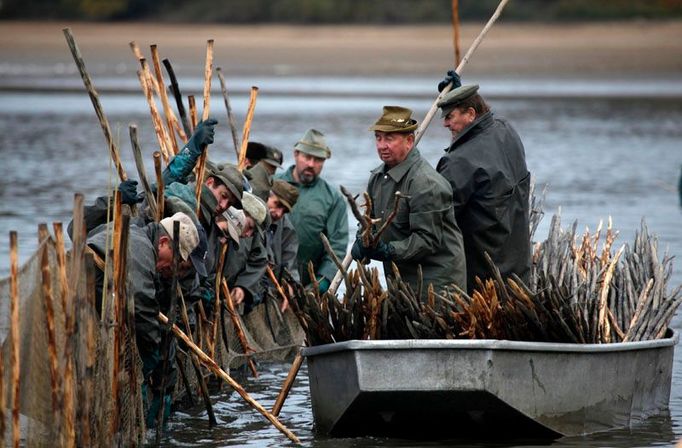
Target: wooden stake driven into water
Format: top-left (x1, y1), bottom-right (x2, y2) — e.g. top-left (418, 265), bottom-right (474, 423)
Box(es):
top-left (9, 231), bottom-right (20, 448)
top-left (272, 352), bottom-right (304, 417)
top-left (194, 39), bottom-right (214, 216)
top-left (216, 67), bottom-right (241, 160)
top-left (237, 87), bottom-right (259, 170)
top-left (63, 28), bottom-right (127, 182)
top-left (157, 312), bottom-right (301, 444)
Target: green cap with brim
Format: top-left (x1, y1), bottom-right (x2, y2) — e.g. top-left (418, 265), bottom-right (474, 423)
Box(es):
top-left (294, 129), bottom-right (331, 159)
top-left (438, 84), bottom-right (479, 118)
top-left (271, 179), bottom-right (299, 212)
top-left (209, 163), bottom-right (243, 208)
top-left (369, 106), bottom-right (418, 133)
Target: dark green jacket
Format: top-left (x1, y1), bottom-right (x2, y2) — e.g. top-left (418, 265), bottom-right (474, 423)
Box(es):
top-left (267, 214), bottom-right (299, 282)
top-left (276, 166), bottom-right (348, 285)
top-left (436, 112), bottom-right (531, 293)
top-left (368, 148), bottom-right (466, 295)
top-left (223, 230), bottom-right (268, 308)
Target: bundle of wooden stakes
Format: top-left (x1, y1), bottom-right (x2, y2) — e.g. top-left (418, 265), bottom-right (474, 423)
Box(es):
top-left (290, 214), bottom-right (681, 346)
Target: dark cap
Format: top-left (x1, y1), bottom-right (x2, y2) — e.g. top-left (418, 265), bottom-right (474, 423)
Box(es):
top-left (262, 146), bottom-right (283, 168)
top-left (438, 84), bottom-right (479, 118)
top-left (209, 163), bottom-right (243, 207)
top-left (245, 141), bottom-right (268, 162)
top-left (271, 179), bottom-right (299, 212)
top-left (369, 106), bottom-right (418, 133)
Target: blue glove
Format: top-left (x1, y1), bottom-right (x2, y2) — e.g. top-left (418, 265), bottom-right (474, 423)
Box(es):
top-left (117, 180), bottom-right (143, 205)
top-left (187, 117), bottom-right (218, 155)
top-left (437, 70), bottom-right (462, 92)
top-left (317, 277), bottom-right (330, 294)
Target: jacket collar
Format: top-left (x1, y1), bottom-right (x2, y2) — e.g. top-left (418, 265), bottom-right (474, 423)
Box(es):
top-left (372, 148), bottom-right (421, 183)
top-left (446, 111), bottom-right (494, 152)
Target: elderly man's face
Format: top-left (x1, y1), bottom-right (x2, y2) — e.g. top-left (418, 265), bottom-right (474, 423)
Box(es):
top-left (443, 107), bottom-right (476, 138)
top-left (374, 131), bottom-right (414, 168)
top-left (267, 194), bottom-right (288, 222)
top-left (205, 177), bottom-right (236, 215)
top-left (293, 150), bottom-right (325, 185)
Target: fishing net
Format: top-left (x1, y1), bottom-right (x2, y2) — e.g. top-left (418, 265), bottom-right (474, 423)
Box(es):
top-left (0, 236), bottom-right (146, 447)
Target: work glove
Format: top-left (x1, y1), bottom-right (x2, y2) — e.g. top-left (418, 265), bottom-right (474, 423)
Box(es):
top-left (351, 235), bottom-right (371, 261)
top-left (351, 235), bottom-right (395, 262)
top-left (186, 117), bottom-right (218, 155)
top-left (437, 69), bottom-right (462, 92)
top-left (117, 180), bottom-right (144, 205)
top-left (317, 277), bottom-right (330, 294)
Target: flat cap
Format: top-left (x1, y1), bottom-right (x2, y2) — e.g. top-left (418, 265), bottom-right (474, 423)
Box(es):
top-left (209, 163), bottom-right (243, 207)
top-left (241, 191), bottom-right (267, 225)
top-left (294, 129), bottom-right (331, 159)
top-left (438, 84), bottom-right (479, 118)
top-left (271, 179), bottom-right (299, 212)
top-left (369, 106), bottom-right (418, 133)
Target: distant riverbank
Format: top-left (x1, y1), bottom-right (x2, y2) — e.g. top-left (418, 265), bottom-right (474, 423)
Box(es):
top-left (1, 21), bottom-right (681, 78)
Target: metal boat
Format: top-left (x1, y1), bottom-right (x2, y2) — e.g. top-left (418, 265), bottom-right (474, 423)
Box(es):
top-left (302, 332), bottom-right (677, 439)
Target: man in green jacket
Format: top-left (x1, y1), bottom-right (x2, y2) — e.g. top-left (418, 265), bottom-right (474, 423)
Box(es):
top-left (276, 129), bottom-right (348, 293)
top-left (352, 106), bottom-right (466, 296)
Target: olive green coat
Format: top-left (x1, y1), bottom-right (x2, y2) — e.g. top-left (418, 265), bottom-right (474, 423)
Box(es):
top-left (276, 166), bottom-right (348, 285)
top-left (367, 148), bottom-right (466, 294)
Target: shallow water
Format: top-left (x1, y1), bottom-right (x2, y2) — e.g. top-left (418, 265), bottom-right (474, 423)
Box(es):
top-left (0, 74), bottom-right (681, 446)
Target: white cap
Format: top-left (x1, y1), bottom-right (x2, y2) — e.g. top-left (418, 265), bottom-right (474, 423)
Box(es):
top-left (222, 207), bottom-right (245, 241)
top-left (160, 212), bottom-right (200, 262)
top-left (241, 191), bottom-right (267, 225)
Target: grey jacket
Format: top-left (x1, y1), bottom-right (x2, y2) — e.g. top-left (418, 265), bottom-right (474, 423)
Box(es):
top-left (436, 111), bottom-right (531, 293)
top-left (267, 214), bottom-right (300, 282)
top-left (367, 148), bottom-right (466, 295)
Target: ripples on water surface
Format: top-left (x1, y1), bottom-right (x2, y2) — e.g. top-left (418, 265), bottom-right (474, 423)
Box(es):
top-left (0, 75), bottom-right (681, 447)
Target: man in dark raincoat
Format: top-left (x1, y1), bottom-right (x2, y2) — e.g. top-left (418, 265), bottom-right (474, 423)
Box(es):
top-left (352, 106), bottom-right (466, 296)
top-left (436, 82), bottom-right (531, 293)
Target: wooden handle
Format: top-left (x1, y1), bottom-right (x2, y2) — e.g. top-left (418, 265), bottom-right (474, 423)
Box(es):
top-left (216, 67), bottom-right (241, 160)
top-left (237, 86), bottom-right (259, 171)
top-left (272, 351), bottom-right (304, 417)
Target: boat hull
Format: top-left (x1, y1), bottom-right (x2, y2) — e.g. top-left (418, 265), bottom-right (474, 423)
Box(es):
top-left (302, 333), bottom-right (677, 438)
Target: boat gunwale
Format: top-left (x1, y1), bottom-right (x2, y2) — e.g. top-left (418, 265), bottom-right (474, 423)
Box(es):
top-left (302, 330), bottom-right (678, 357)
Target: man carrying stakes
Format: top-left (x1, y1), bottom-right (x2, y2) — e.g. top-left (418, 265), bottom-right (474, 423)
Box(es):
top-left (352, 106), bottom-right (466, 297)
top-left (435, 72), bottom-right (531, 293)
top-left (276, 129), bottom-right (348, 293)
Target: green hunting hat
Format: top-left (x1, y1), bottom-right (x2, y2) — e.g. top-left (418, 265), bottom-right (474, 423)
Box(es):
top-left (209, 163), bottom-right (243, 207)
top-left (271, 179), bottom-right (299, 212)
top-left (438, 84), bottom-right (479, 118)
top-left (294, 129), bottom-right (331, 159)
top-left (369, 106), bottom-right (418, 133)
top-left (262, 145), bottom-right (283, 168)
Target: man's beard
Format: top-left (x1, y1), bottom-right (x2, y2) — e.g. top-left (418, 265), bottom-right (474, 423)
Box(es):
top-left (298, 168), bottom-right (317, 185)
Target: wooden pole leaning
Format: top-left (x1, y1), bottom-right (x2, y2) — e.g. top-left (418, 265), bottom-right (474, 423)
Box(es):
top-left (150, 45), bottom-right (180, 155)
top-left (9, 231), bottom-right (20, 448)
top-left (137, 60), bottom-right (172, 163)
top-left (38, 224), bottom-right (61, 420)
top-left (153, 151), bottom-right (165, 221)
top-left (163, 58), bottom-right (192, 140)
top-left (266, 266), bottom-right (290, 313)
top-left (193, 40), bottom-right (214, 216)
top-left (451, 0), bottom-right (462, 66)
top-left (129, 125), bottom-right (158, 219)
top-left (329, 0), bottom-right (511, 296)
top-left (157, 312), bottom-right (301, 444)
top-left (414, 0), bottom-right (511, 146)
top-left (220, 279), bottom-right (259, 377)
top-left (271, 352), bottom-right (304, 417)
top-left (216, 67), bottom-right (241, 160)
top-left (237, 87), bottom-right (259, 171)
top-left (63, 28), bottom-right (127, 182)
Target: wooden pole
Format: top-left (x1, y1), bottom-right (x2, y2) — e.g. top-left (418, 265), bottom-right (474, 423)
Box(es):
top-left (157, 312), bottom-right (301, 444)
top-left (188, 95), bottom-right (198, 132)
top-left (216, 67), bottom-right (241, 160)
top-left (451, 0), bottom-right (462, 66)
top-left (150, 44), bottom-right (180, 155)
top-left (271, 351), bottom-right (304, 417)
top-left (194, 40), bottom-right (215, 216)
top-left (9, 231), bottom-right (20, 448)
top-left (129, 41), bottom-right (160, 93)
top-left (0, 347), bottom-right (4, 446)
top-left (153, 151), bottom-right (165, 221)
top-left (210, 243), bottom-right (228, 358)
top-left (266, 266), bottom-right (290, 313)
top-left (415, 0), bottom-right (511, 146)
top-left (329, 0), bottom-right (511, 295)
top-left (63, 28), bottom-right (127, 181)
top-left (129, 124), bottom-right (157, 218)
top-left (162, 58), bottom-right (192, 140)
top-left (237, 87), bottom-right (259, 170)
top-left (137, 60), bottom-right (172, 163)
top-left (38, 224), bottom-right (61, 420)
top-left (220, 279), bottom-right (258, 377)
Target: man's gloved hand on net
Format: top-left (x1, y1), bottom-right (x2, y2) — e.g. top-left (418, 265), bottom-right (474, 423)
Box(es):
top-left (187, 117), bottom-right (218, 155)
top-left (117, 179), bottom-right (144, 205)
top-left (437, 69), bottom-right (462, 92)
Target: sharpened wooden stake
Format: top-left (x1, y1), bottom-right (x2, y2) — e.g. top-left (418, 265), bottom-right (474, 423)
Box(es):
top-left (216, 67), bottom-right (241, 160)
top-left (237, 86), bottom-right (259, 170)
top-left (9, 231), bottom-right (20, 448)
top-left (272, 351), bottom-right (304, 417)
top-left (63, 28), bottom-right (127, 181)
top-left (194, 39), bottom-right (215, 216)
top-left (157, 312), bottom-right (301, 444)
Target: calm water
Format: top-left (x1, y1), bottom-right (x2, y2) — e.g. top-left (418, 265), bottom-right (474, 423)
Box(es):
top-left (0, 72), bottom-right (681, 447)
